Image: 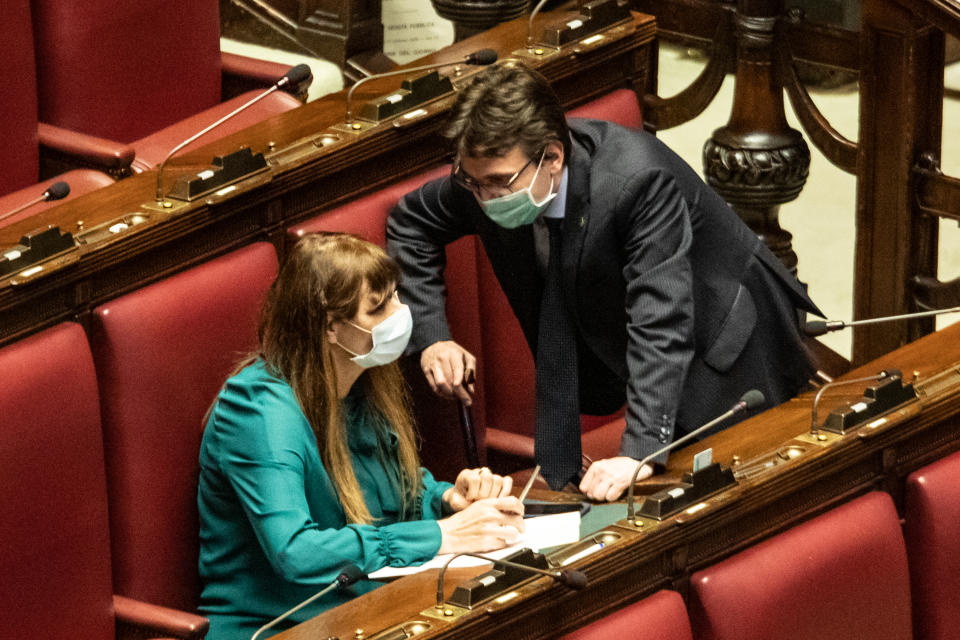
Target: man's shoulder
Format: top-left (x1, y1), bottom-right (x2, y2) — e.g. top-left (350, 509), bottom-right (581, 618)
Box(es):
top-left (569, 119), bottom-right (684, 175)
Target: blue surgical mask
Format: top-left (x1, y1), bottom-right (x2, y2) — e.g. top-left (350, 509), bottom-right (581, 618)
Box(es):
top-left (480, 154), bottom-right (557, 229)
top-left (337, 304), bottom-right (413, 368)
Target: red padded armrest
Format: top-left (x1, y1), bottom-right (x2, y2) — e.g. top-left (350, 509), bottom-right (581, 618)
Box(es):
top-left (113, 594), bottom-right (209, 640)
top-left (486, 428), bottom-right (536, 459)
top-left (38, 122), bottom-right (135, 171)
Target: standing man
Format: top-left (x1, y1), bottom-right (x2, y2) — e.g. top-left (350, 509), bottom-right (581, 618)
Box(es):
top-left (386, 63), bottom-right (818, 500)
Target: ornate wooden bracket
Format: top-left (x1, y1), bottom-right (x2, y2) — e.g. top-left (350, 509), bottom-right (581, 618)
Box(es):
top-left (643, 12), bottom-right (735, 132)
top-left (778, 12), bottom-right (858, 174)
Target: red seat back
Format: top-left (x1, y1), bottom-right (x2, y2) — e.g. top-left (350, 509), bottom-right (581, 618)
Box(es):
top-left (288, 166), bottom-right (486, 479)
top-left (31, 0), bottom-right (222, 142)
top-left (2, 0), bottom-right (39, 195)
top-left (689, 491), bottom-right (912, 640)
top-left (89, 243), bottom-right (278, 611)
top-left (561, 590), bottom-right (693, 640)
top-left (904, 449), bottom-right (960, 640)
top-left (0, 323), bottom-right (114, 639)
top-left (567, 88), bottom-right (643, 127)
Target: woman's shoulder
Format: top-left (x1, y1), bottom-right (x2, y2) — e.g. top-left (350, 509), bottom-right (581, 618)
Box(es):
top-left (209, 360), bottom-right (310, 444)
top-left (222, 359), bottom-right (293, 400)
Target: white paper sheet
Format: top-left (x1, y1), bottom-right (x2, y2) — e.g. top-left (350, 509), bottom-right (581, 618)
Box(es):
top-left (368, 510), bottom-right (581, 579)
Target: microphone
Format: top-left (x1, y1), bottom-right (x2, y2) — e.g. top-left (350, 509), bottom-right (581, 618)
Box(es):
top-left (0, 181), bottom-right (70, 224)
top-left (625, 390), bottom-right (765, 524)
top-left (344, 49), bottom-right (498, 124)
top-left (155, 63), bottom-right (312, 203)
top-left (249, 563), bottom-right (364, 640)
top-left (809, 369), bottom-right (897, 435)
top-left (435, 552), bottom-right (586, 609)
top-left (804, 306), bottom-right (960, 336)
top-left (527, 0), bottom-right (552, 47)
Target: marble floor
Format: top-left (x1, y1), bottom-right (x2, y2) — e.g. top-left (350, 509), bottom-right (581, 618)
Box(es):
top-left (222, 1), bottom-right (960, 359)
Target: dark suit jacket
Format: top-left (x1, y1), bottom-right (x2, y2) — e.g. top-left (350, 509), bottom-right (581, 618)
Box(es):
top-left (387, 119), bottom-right (819, 462)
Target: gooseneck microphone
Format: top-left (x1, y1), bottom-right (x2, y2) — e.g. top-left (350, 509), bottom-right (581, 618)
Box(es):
top-left (155, 63), bottom-right (311, 203)
top-left (435, 552), bottom-right (587, 609)
top-left (809, 369), bottom-right (897, 435)
top-left (0, 181), bottom-right (70, 224)
top-left (804, 306), bottom-right (960, 336)
top-left (625, 389), bottom-right (765, 524)
top-left (527, 0), bottom-right (552, 47)
top-left (249, 563), bottom-right (364, 640)
top-left (344, 49), bottom-right (498, 124)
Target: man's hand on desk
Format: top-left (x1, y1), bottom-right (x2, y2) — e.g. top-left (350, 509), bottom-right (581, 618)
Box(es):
top-left (443, 467), bottom-right (514, 512)
top-left (437, 497), bottom-right (525, 554)
top-left (421, 340), bottom-right (476, 405)
top-left (579, 456), bottom-right (653, 502)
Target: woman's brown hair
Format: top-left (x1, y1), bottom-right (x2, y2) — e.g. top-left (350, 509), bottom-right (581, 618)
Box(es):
top-left (240, 233), bottom-right (422, 525)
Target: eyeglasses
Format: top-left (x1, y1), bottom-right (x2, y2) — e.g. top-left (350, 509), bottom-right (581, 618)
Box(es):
top-left (452, 151), bottom-right (542, 200)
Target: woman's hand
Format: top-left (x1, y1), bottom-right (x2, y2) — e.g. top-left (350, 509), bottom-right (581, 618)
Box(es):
top-left (443, 467), bottom-right (514, 512)
top-left (437, 497), bottom-right (525, 555)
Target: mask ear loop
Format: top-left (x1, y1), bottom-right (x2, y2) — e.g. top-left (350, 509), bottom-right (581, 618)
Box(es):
top-left (528, 151), bottom-right (557, 208)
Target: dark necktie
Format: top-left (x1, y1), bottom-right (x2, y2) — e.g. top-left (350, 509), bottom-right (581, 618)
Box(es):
top-left (535, 217), bottom-right (581, 490)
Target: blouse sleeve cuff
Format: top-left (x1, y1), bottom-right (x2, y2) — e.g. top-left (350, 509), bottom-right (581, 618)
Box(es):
top-left (379, 519), bottom-right (443, 567)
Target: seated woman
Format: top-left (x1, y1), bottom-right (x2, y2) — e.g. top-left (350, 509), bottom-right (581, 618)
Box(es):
top-left (198, 233), bottom-right (524, 639)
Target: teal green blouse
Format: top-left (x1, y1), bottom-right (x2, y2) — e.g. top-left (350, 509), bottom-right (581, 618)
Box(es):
top-left (198, 360), bottom-right (453, 639)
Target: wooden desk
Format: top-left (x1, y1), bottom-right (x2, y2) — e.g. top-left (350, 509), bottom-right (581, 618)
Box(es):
top-left (275, 321), bottom-right (960, 639)
top-left (0, 8), bottom-right (655, 348)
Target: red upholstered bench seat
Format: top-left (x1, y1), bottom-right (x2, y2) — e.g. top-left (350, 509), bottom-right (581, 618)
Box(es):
top-left (904, 448), bottom-right (960, 640)
top-left (0, 323), bottom-right (208, 638)
top-left (89, 243), bottom-right (278, 612)
top-left (688, 491), bottom-right (912, 640)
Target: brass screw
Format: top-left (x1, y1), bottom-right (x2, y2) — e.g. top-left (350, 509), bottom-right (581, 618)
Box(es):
top-left (732, 455), bottom-right (741, 465)
top-left (443, 609), bottom-right (454, 617)
top-left (817, 434), bottom-right (828, 441)
top-left (354, 629), bottom-right (365, 640)
top-left (76, 220), bottom-right (84, 230)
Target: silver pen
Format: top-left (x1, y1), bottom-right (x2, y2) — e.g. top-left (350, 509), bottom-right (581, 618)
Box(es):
top-left (518, 464), bottom-right (541, 503)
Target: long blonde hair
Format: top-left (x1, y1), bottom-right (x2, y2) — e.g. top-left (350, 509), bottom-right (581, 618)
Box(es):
top-left (255, 233), bottom-right (422, 524)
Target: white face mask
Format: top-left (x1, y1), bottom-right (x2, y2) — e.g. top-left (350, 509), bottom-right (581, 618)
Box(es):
top-left (336, 304), bottom-right (413, 368)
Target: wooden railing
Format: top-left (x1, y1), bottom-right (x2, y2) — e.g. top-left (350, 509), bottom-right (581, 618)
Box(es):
top-left (632, 0), bottom-right (960, 366)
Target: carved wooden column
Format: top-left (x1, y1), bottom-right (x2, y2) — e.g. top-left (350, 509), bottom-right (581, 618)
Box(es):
top-left (703, 0), bottom-right (809, 275)
top-left (853, 0), bottom-right (944, 364)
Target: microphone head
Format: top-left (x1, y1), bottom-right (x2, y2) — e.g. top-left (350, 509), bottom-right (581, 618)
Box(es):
top-left (558, 570), bottom-right (587, 590)
top-left (465, 49), bottom-right (498, 65)
top-left (280, 63), bottom-right (312, 87)
top-left (802, 320), bottom-right (829, 337)
top-left (739, 389), bottom-right (765, 411)
top-left (337, 564), bottom-right (366, 587)
top-left (43, 181), bottom-right (70, 201)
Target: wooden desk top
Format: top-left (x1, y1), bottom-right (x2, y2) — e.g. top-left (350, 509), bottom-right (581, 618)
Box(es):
top-left (274, 321), bottom-right (960, 639)
top-left (0, 8), bottom-right (656, 347)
